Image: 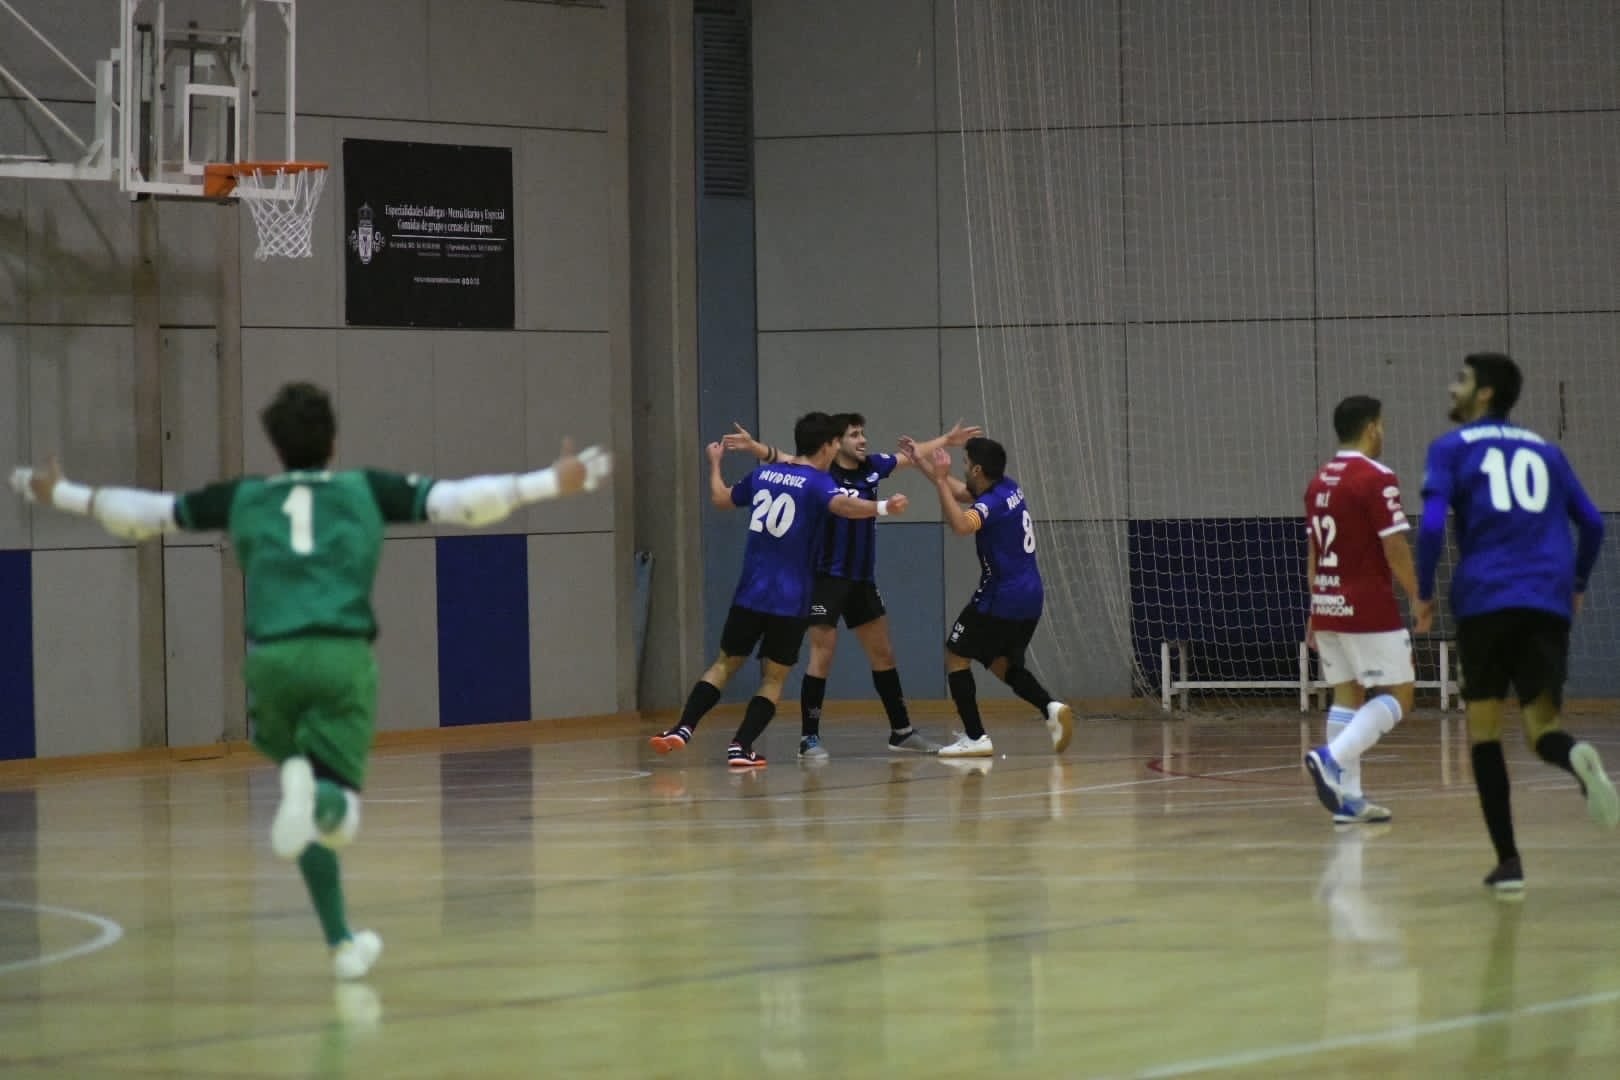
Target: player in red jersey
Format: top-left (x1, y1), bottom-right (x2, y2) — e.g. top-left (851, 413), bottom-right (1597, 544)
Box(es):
top-left (1301, 396), bottom-right (1424, 824)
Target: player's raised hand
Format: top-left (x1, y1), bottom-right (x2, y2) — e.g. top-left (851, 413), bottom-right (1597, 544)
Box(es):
top-left (886, 492), bottom-right (910, 516)
top-left (943, 419), bottom-right (983, 447)
top-left (722, 422), bottom-right (762, 457)
top-left (931, 447), bottom-right (951, 469)
top-left (553, 438), bottom-right (588, 495)
top-left (706, 440), bottom-right (725, 465)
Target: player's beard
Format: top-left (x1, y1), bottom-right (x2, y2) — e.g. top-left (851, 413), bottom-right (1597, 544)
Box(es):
top-left (1448, 391), bottom-right (1476, 424)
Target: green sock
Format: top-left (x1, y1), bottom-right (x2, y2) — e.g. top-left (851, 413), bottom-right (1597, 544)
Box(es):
top-left (298, 844), bottom-right (351, 947)
top-left (314, 780), bottom-right (349, 833)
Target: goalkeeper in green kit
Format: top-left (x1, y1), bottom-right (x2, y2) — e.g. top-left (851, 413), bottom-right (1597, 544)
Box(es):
top-left (10, 382), bottom-right (610, 980)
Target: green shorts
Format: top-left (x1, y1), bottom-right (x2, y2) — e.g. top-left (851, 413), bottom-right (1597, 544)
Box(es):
top-left (245, 637), bottom-right (377, 790)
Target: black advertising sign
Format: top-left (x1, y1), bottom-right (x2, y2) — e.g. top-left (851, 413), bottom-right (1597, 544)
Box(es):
top-left (343, 139), bottom-right (515, 328)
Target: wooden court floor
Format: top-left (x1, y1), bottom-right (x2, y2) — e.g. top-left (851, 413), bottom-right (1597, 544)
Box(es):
top-left (3, 702), bottom-right (1620, 1078)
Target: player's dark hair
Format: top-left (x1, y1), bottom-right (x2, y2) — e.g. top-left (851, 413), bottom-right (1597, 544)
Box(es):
top-left (793, 411), bottom-right (839, 456)
top-left (1332, 395), bottom-right (1382, 443)
top-left (964, 436), bottom-right (1006, 481)
top-left (262, 382), bottom-right (336, 470)
top-left (1465, 352), bottom-right (1522, 417)
top-left (831, 412), bottom-right (866, 435)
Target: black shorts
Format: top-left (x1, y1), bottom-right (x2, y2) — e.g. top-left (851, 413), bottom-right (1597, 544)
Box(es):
top-left (1456, 608), bottom-right (1571, 706)
top-left (719, 605), bottom-right (810, 668)
top-left (809, 576), bottom-right (886, 630)
top-left (946, 604), bottom-right (1040, 668)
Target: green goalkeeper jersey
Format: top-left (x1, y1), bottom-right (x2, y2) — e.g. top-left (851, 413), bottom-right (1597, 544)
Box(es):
top-left (175, 469), bottom-right (435, 643)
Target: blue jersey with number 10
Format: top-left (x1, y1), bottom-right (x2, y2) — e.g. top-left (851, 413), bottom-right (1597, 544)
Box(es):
top-left (969, 477), bottom-right (1044, 619)
top-left (729, 463), bottom-right (839, 617)
top-left (1418, 420), bottom-right (1604, 619)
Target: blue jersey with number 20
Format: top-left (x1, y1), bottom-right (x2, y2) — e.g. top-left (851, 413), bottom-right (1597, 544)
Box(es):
top-left (970, 476), bottom-right (1044, 620)
top-left (729, 463), bottom-right (839, 617)
top-left (1418, 420), bottom-right (1604, 619)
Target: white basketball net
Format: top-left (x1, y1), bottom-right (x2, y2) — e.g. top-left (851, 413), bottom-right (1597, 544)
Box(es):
top-left (235, 166), bottom-right (328, 260)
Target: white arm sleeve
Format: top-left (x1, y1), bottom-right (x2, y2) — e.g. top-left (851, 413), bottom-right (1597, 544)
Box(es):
top-left (85, 486), bottom-right (179, 541)
top-left (425, 475), bottom-right (523, 527)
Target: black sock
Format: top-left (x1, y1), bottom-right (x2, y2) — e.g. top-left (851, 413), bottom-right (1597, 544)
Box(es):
top-left (800, 675), bottom-right (827, 738)
top-left (1534, 730), bottom-right (1577, 775)
top-left (1472, 741), bottom-right (1518, 864)
top-left (872, 668), bottom-right (911, 732)
top-left (1003, 666), bottom-right (1054, 712)
top-left (948, 669), bottom-right (986, 740)
top-left (733, 696), bottom-right (777, 750)
top-left (679, 680), bottom-right (722, 733)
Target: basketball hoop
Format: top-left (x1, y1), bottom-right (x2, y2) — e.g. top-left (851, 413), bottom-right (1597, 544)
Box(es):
top-left (203, 161), bottom-right (329, 260)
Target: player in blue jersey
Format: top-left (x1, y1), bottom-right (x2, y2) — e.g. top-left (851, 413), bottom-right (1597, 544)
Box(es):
top-left (899, 435), bottom-right (1073, 758)
top-left (1414, 353), bottom-right (1613, 894)
top-left (650, 413), bottom-right (908, 767)
top-left (725, 414), bottom-right (981, 760)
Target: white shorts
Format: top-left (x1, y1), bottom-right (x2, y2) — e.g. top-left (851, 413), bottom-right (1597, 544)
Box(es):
top-left (1315, 629), bottom-right (1414, 688)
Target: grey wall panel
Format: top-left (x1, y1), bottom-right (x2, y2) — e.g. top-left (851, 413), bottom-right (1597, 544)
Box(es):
top-left (1, 108), bottom-right (29, 317)
top-left (26, 325), bottom-right (136, 549)
top-left (261, 0), bottom-right (429, 121)
top-left (1315, 317), bottom-right (1512, 507)
top-left (373, 537), bottom-right (440, 732)
top-left (161, 329), bottom-right (221, 547)
top-left (521, 332), bottom-right (615, 535)
top-left (31, 548), bottom-right (141, 756)
top-left (156, 199), bottom-right (227, 328)
top-left (24, 160), bottom-right (134, 326)
top-left (756, 329), bottom-right (944, 522)
top-left (1505, 0), bottom-right (1620, 111)
top-left (528, 531), bottom-right (618, 720)
top-left (1312, 0), bottom-right (1503, 118)
top-left (754, 0), bottom-right (934, 137)
top-left (427, 0), bottom-right (612, 131)
top-left (163, 545), bottom-right (226, 747)
top-left (1122, 0), bottom-right (1313, 124)
top-left (939, 325), bottom-right (1129, 523)
top-left (1123, 123), bottom-right (1315, 321)
top-left (755, 135), bottom-right (937, 331)
top-left (431, 331), bottom-right (526, 533)
top-left (1126, 321), bottom-right (1317, 518)
top-left (335, 329), bottom-right (436, 537)
top-left (1314, 117), bottom-right (1505, 318)
top-left (1507, 113), bottom-right (1620, 314)
top-left (937, 0), bottom-right (1120, 130)
top-left (1512, 314), bottom-right (1620, 511)
top-left (240, 328), bottom-right (338, 476)
top-left (240, 116), bottom-right (339, 327)
top-left (0, 326), bottom-right (27, 548)
top-left (937, 129), bottom-right (1123, 327)
top-left (0, 1), bottom-right (111, 105)
top-left (520, 131), bottom-right (612, 332)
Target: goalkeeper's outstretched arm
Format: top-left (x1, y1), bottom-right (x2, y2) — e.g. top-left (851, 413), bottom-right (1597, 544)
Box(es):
top-left (11, 441), bottom-right (612, 538)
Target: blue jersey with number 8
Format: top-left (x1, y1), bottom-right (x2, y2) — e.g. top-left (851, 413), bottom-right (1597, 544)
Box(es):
top-left (969, 477), bottom-right (1044, 620)
top-left (729, 463), bottom-right (839, 617)
top-left (1419, 421), bottom-right (1604, 619)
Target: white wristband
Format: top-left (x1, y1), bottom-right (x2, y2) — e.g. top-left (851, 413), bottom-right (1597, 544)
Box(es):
top-left (876, 499), bottom-right (890, 517)
top-left (517, 466), bottom-right (560, 504)
top-left (52, 480), bottom-right (93, 516)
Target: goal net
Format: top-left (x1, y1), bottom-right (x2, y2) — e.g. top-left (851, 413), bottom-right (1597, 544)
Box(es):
top-left (945, 0), bottom-right (1619, 712)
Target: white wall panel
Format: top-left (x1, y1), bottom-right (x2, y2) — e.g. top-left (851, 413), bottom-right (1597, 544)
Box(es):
top-left (528, 531), bottom-right (617, 720)
top-left (32, 548), bottom-right (141, 756)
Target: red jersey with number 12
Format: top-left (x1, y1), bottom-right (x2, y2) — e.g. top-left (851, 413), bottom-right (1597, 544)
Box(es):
top-left (1303, 451), bottom-right (1408, 633)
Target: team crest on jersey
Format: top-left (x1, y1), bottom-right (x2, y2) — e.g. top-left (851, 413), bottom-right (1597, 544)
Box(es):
top-left (867, 473), bottom-right (879, 483)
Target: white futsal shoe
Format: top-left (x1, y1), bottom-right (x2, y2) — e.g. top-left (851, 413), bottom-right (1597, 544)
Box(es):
top-left (938, 733), bottom-right (994, 758)
top-left (1045, 702), bottom-right (1074, 753)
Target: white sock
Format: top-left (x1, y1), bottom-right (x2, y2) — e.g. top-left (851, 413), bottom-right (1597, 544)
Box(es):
top-left (1329, 695), bottom-right (1402, 770)
top-left (1327, 706), bottom-right (1360, 797)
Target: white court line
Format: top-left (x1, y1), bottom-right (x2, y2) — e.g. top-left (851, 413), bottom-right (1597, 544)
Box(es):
top-left (0, 899), bottom-right (124, 976)
top-left (1130, 986), bottom-right (1620, 1078)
